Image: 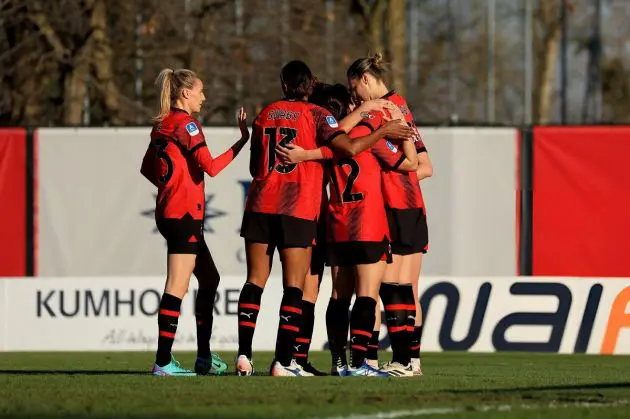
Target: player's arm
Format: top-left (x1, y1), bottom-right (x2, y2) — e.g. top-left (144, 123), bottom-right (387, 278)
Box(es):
top-left (416, 150), bottom-right (433, 180)
top-left (413, 132), bottom-right (433, 180)
top-left (339, 99), bottom-right (397, 133)
top-left (189, 108), bottom-right (250, 177)
top-left (275, 144), bottom-right (334, 164)
top-left (140, 144), bottom-right (159, 187)
top-left (398, 138), bottom-right (419, 172)
top-left (330, 120), bottom-right (414, 158)
top-left (371, 136), bottom-right (417, 172)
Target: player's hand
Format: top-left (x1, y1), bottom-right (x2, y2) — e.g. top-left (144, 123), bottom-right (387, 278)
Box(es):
top-left (276, 143), bottom-right (306, 164)
top-left (358, 99), bottom-right (397, 116)
top-left (237, 107), bottom-right (249, 142)
top-left (380, 120), bottom-right (416, 142)
top-left (382, 104), bottom-right (405, 122)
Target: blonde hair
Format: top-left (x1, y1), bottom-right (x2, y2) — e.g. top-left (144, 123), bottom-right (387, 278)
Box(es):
top-left (346, 52), bottom-right (388, 81)
top-left (153, 68), bottom-right (198, 122)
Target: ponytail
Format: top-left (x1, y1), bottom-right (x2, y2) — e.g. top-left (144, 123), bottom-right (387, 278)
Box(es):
top-left (153, 68), bottom-right (198, 122)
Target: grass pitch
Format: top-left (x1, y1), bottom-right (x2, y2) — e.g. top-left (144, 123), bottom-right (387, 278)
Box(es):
top-left (0, 351), bottom-right (629, 418)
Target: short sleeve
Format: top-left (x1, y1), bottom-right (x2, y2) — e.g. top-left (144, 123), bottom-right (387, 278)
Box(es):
top-left (355, 111), bottom-right (384, 133)
top-left (311, 106), bottom-right (345, 146)
top-left (175, 118), bottom-right (206, 151)
top-left (371, 139), bottom-right (406, 170)
top-left (410, 123), bottom-right (427, 153)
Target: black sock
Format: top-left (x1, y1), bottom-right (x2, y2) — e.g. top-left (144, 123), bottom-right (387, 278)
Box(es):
top-left (155, 293), bottom-right (182, 367)
top-left (237, 282), bottom-right (263, 358)
top-left (367, 330), bottom-right (380, 361)
top-left (400, 284), bottom-right (416, 363)
top-left (195, 289), bottom-right (216, 360)
top-left (275, 287), bottom-right (303, 366)
top-left (380, 283), bottom-right (411, 366)
top-left (326, 298), bottom-right (350, 367)
top-left (295, 300), bottom-right (315, 366)
top-left (349, 296), bottom-right (377, 368)
top-left (411, 326), bottom-right (423, 358)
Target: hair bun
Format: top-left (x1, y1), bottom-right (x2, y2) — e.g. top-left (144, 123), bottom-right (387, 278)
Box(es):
top-left (370, 52), bottom-right (384, 66)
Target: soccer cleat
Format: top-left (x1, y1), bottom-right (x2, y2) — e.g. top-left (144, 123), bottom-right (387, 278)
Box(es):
top-left (270, 359), bottom-right (314, 377)
top-left (345, 361), bottom-right (389, 377)
top-left (195, 353), bottom-right (228, 376)
top-left (366, 359), bottom-right (379, 369)
top-left (411, 357), bottom-right (423, 376)
top-left (235, 355), bottom-right (255, 376)
top-left (331, 364), bottom-right (349, 376)
top-left (381, 361), bottom-right (413, 377)
top-left (152, 356), bottom-right (196, 376)
top-left (300, 362), bottom-right (327, 376)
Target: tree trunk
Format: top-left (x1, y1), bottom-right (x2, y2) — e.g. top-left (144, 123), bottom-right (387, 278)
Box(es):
top-left (90, 0), bottom-right (122, 125)
top-left (387, 0), bottom-right (406, 95)
top-left (368, 0), bottom-right (385, 54)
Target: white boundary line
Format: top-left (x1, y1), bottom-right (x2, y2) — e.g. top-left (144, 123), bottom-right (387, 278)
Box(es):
top-left (310, 399), bottom-right (630, 419)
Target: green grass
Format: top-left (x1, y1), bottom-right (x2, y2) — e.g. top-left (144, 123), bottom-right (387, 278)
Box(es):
top-left (0, 352), bottom-right (629, 418)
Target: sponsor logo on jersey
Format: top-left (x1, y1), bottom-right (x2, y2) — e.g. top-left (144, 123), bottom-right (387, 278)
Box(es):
top-left (326, 115), bottom-right (339, 128)
top-left (185, 122), bottom-right (200, 136)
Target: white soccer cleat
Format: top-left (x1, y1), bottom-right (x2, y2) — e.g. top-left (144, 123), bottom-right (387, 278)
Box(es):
top-left (381, 361), bottom-right (413, 377)
top-left (270, 359), bottom-right (314, 377)
top-left (235, 355), bottom-right (255, 376)
top-left (366, 359), bottom-right (379, 369)
top-left (410, 358), bottom-right (423, 376)
top-left (331, 364), bottom-right (349, 376)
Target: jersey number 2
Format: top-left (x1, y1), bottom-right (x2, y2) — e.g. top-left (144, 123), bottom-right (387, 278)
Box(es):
top-left (336, 158), bottom-right (364, 203)
top-left (265, 127), bottom-right (298, 174)
top-left (152, 138), bottom-right (173, 184)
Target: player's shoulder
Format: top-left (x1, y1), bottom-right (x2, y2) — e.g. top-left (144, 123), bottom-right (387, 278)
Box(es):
top-left (256, 99), bottom-right (308, 124)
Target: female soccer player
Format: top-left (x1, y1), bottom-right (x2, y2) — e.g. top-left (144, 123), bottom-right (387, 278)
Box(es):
top-left (236, 61), bottom-right (415, 377)
top-left (347, 53), bottom-right (433, 376)
top-left (277, 82), bottom-right (419, 376)
top-left (140, 68), bottom-right (249, 376)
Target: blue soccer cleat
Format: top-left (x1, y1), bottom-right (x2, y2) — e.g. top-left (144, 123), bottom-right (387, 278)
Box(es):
top-left (345, 360), bottom-right (390, 377)
top-left (152, 356), bottom-right (196, 376)
top-left (195, 353), bottom-right (228, 376)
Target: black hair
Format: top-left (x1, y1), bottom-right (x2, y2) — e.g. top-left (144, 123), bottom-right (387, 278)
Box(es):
top-left (281, 60), bottom-right (315, 99)
top-left (308, 82), bottom-right (352, 120)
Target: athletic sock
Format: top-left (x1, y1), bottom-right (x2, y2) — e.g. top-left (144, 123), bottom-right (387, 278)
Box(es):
top-left (349, 296), bottom-right (377, 369)
top-left (237, 282), bottom-right (263, 358)
top-left (155, 293), bottom-right (182, 367)
top-left (275, 287), bottom-right (303, 366)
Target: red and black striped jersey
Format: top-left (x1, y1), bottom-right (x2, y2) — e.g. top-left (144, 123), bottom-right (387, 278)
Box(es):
top-left (245, 99), bottom-right (344, 221)
top-left (327, 112), bottom-right (404, 243)
top-left (380, 91), bottom-right (427, 210)
top-left (141, 108), bottom-right (238, 220)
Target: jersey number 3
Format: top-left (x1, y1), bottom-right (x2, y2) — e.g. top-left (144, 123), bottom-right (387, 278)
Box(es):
top-left (152, 138), bottom-right (173, 184)
top-left (265, 127), bottom-right (298, 174)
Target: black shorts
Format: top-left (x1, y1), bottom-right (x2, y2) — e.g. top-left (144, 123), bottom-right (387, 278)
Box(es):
top-left (156, 215), bottom-right (204, 254)
top-left (386, 207), bottom-right (429, 255)
top-left (240, 212), bottom-right (317, 248)
top-left (326, 238), bottom-right (392, 267)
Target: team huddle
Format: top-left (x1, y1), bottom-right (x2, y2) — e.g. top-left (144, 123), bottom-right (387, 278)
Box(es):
top-left (141, 53), bottom-right (432, 377)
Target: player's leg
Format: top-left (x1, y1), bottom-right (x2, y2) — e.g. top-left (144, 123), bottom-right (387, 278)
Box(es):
top-left (366, 299), bottom-right (381, 368)
top-left (380, 253), bottom-right (412, 368)
top-left (270, 245), bottom-right (311, 376)
top-left (235, 240), bottom-right (273, 375)
top-left (152, 218), bottom-right (198, 376)
top-left (192, 239), bottom-right (227, 375)
top-left (346, 261), bottom-right (389, 377)
top-left (294, 245), bottom-right (326, 375)
top-left (326, 266), bottom-right (353, 375)
top-left (410, 253), bottom-right (424, 376)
